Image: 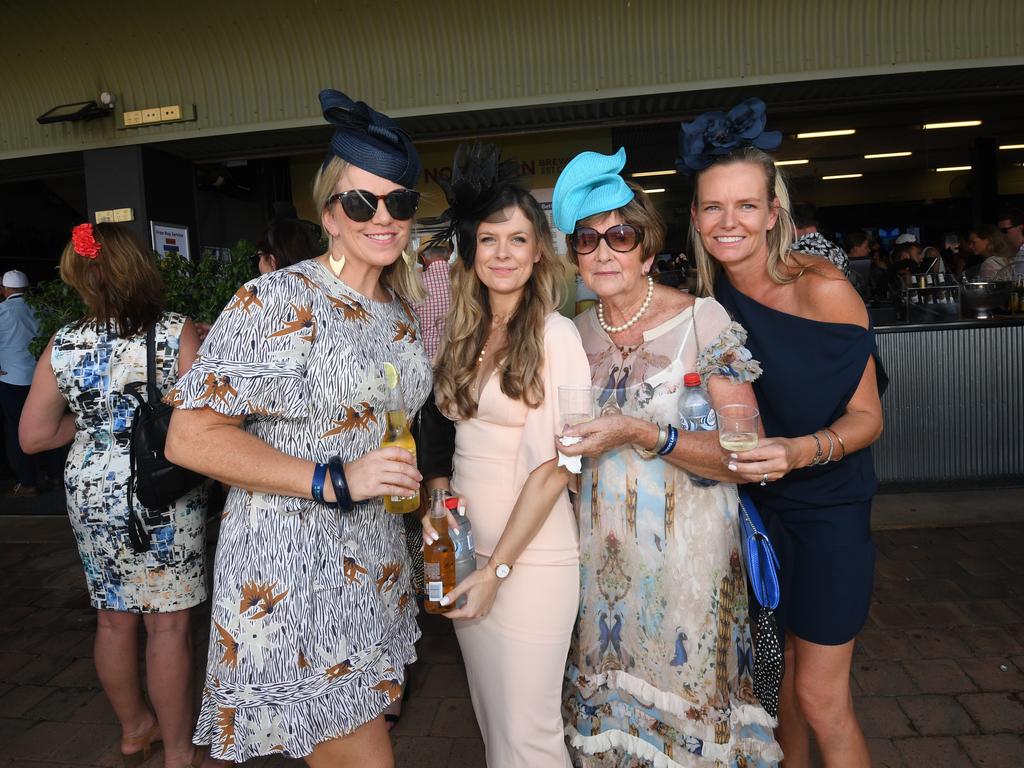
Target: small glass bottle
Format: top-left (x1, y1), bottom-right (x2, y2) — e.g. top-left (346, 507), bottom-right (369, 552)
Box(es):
top-left (423, 489), bottom-right (456, 614)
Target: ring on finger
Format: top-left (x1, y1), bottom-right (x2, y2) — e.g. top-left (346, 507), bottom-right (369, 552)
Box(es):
top-left (760, 472), bottom-right (769, 486)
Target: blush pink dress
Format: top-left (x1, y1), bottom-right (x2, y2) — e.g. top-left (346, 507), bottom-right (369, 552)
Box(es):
top-left (450, 313), bottom-right (590, 768)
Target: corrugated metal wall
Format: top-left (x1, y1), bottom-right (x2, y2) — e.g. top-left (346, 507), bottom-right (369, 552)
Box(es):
top-left (874, 323), bottom-right (1024, 483)
top-left (2, 0), bottom-right (1022, 160)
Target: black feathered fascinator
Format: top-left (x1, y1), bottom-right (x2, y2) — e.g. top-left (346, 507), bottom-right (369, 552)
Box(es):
top-left (319, 89), bottom-right (421, 188)
top-left (430, 142), bottom-right (520, 266)
top-left (675, 97), bottom-right (782, 175)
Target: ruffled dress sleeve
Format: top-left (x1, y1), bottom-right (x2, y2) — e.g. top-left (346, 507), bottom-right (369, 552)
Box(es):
top-left (518, 313), bottom-right (592, 477)
top-left (693, 298), bottom-right (762, 384)
top-left (167, 271), bottom-right (317, 419)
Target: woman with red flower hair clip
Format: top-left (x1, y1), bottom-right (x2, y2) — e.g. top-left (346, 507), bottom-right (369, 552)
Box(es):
top-left (20, 222), bottom-right (207, 768)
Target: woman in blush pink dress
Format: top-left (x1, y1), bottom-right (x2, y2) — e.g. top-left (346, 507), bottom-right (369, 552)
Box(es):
top-left (423, 144), bottom-right (590, 768)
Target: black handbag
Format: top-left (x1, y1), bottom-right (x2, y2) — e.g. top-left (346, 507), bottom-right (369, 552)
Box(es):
top-left (738, 491), bottom-right (785, 718)
top-left (124, 326), bottom-right (205, 553)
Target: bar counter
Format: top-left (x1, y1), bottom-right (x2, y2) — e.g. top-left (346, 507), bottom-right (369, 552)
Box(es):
top-left (871, 313), bottom-right (1024, 485)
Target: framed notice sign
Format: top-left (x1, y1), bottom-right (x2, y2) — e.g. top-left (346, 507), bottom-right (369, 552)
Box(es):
top-left (150, 221), bottom-right (191, 261)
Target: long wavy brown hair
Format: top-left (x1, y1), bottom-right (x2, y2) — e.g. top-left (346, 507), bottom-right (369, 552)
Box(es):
top-left (60, 223), bottom-right (165, 337)
top-left (434, 186), bottom-right (566, 420)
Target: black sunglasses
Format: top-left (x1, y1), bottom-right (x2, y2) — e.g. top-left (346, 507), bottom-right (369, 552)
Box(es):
top-left (570, 224), bottom-right (643, 255)
top-left (999, 224), bottom-right (1021, 234)
top-left (326, 189), bottom-right (420, 222)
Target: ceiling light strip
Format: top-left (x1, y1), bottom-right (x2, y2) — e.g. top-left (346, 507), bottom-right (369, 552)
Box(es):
top-left (923, 120), bottom-right (982, 130)
top-left (822, 173), bottom-right (862, 180)
top-left (631, 170), bottom-right (676, 178)
top-left (795, 129), bottom-right (856, 139)
top-left (864, 151), bottom-right (912, 159)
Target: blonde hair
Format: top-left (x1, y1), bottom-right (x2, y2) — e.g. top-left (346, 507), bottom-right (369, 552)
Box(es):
top-left (434, 188), bottom-right (567, 420)
top-left (60, 223), bottom-right (165, 337)
top-left (313, 156), bottom-right (425, 303)
top-left (689, 146), bottom-right (804, 297)
top-left (568, 183), bottom-right (666, 265)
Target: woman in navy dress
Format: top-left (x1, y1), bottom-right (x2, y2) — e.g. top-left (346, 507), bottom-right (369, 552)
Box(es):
top-left (680, 100), bottom-right (885, 768)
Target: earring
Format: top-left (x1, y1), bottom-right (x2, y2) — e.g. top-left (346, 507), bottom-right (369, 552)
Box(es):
top-left (328, 252), bottom-right (346, 277)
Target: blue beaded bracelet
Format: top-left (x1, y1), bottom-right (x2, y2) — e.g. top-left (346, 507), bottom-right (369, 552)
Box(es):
top-left (658, 424), bottom-right (678, 455)
top-left (311, 462), bottom-right (329, 504)
top-left (328, 455), bottom-right (354, 513)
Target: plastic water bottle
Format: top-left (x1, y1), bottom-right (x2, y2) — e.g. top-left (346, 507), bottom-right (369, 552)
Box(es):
top-left (677, 372), bottom-right (719, 488)
top-left (446, 497), bottom-right (476, 608)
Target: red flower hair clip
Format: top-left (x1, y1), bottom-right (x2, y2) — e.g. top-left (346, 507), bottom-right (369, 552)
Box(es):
top-left (71, 223), bottom-right (102, 259)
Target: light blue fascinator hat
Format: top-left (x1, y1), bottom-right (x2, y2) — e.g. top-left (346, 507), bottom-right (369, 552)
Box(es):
top-left (552, 147), bottom-right (635, 234)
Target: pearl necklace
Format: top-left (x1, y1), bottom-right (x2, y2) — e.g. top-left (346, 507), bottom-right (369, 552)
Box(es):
top-left (597, 276), bottom-right (655, 333)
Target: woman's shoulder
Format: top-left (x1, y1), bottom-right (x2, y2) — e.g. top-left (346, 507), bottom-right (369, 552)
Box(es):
top-left (789, 256), bottom-right (869, 329)
top-left (544, 311), bottom-right (583, 340)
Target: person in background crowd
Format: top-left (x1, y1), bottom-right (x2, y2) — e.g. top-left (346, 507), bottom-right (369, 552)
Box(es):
top-left (0, 270), bottom-right (41, 496)
top-left (844, 230), bottom-right (872, 298)
top-left (412, 240), bottom-right (453, 361)
top-left (554, 145), bottom-right (780, 767)
top-left (254, 218), bottom-right (321, 275)
top-left (425, 142), bottom-right (590, 768)
top-left (997, 208), bottom-right (1024, 257)
top-left (20, 224), bottom-right (207, 768)
top-left (968, 224), bottom-right (1015, 280)
top-left (166, 89), bottom-right (430, 768)
top-left (887, 241), bottom-right (925, 283)
top-left (989, 210), bottom-right (1024, 280)
top-left (688, 102), bottom-right (886, 768)
top-left (791, 201), bottom-right (850, 276)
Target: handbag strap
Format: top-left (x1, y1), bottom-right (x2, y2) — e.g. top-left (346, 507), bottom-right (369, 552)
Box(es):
top-left (145, 325), bottom-right (160, 404)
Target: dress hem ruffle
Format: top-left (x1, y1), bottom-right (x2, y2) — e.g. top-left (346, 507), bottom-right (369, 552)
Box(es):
top-left (566, 724), bottom-right (784, 767)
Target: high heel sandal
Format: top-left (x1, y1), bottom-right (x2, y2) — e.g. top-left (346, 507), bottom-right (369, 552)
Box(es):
top-left (184, 746), bottom-right (207, 768)
top-left (121, 721), bottom-right (162, 768)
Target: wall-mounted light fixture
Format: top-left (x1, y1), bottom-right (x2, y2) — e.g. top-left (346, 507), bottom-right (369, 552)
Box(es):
top-left (37, 100), bottom-right (113, 125)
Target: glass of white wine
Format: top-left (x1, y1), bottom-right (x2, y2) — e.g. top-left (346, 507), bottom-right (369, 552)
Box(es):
top-left (558, 385), bottom-right (595, 433)
top-left (716, 404), bottom-right (760, 452)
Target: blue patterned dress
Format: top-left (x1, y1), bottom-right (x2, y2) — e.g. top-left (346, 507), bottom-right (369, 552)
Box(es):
top-left (52, 312), bottom-right (207, 613)
top-left (170, 259), bottom-right (431, 761)
top-left (564, 299), bottom-right (782, 768)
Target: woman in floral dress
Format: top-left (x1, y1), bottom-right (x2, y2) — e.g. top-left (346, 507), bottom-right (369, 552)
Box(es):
top-left (555, 149), bottom-right (782, 767)
top-left (20, 223), bottom-right (206, 768)
top-left (166, 90), bottom-right (430, 767)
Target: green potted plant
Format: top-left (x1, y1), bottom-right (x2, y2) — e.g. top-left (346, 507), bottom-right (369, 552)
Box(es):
top-left (27, 240), bottom-right (256, 357)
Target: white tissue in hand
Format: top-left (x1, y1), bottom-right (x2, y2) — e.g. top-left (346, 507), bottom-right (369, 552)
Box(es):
top-left (558, 451), bottom-right (582, 474)
top-left (559, 435), bottom-right (583, 446)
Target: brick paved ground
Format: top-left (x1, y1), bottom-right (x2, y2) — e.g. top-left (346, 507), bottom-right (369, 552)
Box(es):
top-left (1, 494), bottom-right (1022, 768)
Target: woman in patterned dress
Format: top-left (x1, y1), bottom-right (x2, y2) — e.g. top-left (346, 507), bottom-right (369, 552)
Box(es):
top-left (165, 90), bottom-right (431, 768)
top-left (554, 149), bottom-right (782, 767)
top-left (20, 223), bottom-right (207, 768)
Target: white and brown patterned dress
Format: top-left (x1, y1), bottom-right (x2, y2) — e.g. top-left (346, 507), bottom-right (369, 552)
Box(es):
top-left (171, 259), bottom-right (431, 761)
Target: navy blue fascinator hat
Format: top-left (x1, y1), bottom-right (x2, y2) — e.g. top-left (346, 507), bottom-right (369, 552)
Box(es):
top-left (676, 97), bottom-right (782, 175)
top-left (319, 89), bottom-right (421, 189)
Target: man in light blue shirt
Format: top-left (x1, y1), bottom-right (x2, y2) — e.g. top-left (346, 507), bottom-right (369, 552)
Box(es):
top-left (0, 270), bottom-right (41, 495)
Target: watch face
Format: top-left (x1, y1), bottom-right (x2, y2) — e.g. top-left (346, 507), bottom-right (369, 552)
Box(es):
top-left (495, 563), bottom-right (511, 579)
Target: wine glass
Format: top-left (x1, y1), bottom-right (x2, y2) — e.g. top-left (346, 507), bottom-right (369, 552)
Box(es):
top-left (558, 385), bottom-right (595, 434)
top-left (716, 404), bottom-right (759, 452)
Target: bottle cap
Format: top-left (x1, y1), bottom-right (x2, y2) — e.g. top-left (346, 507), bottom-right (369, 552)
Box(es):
top-left (683, 372), bottom-right (701, 387)
top-left (444, 497), bottom-right (459, 510)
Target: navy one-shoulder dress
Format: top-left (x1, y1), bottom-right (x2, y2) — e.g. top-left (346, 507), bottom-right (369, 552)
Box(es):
top-left (716, 276), bottom-right (888, 645)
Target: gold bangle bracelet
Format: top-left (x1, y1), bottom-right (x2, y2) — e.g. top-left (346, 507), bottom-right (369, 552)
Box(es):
top-left (826, 427), bottom-right (847, 460)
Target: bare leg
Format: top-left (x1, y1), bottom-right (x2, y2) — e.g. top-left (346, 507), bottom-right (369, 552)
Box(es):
top-left (143, 610), bottom-right (195, 768)
top-left (304, 716), bottom-right (394, 768)
top-left (792, 636), bottom-right (869, 768)
top-left (776, 632), bottom-right (810, 767)
top-left (94, 610), bottom-right (155, 752)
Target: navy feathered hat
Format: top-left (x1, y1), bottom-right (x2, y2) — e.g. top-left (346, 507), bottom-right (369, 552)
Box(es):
top-left (319, 89), bottom-right (421, 189)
